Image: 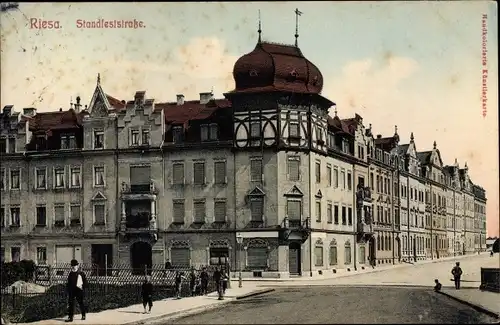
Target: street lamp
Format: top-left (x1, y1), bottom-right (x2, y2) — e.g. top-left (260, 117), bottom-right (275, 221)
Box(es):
top-left (236, 233), bottom-right (243, 288)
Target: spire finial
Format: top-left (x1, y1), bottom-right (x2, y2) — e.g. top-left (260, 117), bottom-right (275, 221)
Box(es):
top-left (369, 123), bottom-right (372, 130)
top-left (294, 8), bottom-right (303, 47)
top-left (97, 73), bottom-right (101, 85)
top-left (394, 125), bottom-right (398, 135)
top-left (455, 158), bottom-right (458, 164)
top-left (70, 96), bottom-right (73, 109)
top-left (258, 10), bottom-right (262, 43)
top-left (433, 140), bottom-right (437, 149)
top-left (465, 161), bottom-right (468, 169)
top-left (334, 104), bottom-right (337, 117)
top-left (410, 132), bottom-right (414, 141)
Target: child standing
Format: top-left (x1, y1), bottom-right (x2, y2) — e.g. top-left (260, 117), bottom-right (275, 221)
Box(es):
top-left (141, 276), bottom-right (153, 314)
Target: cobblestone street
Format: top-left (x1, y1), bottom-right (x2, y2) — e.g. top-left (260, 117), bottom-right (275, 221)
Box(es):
top-left (165, 286), bottom-right (497, 324)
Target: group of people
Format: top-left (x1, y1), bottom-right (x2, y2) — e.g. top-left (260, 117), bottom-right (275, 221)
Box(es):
top-left (64, 260), bottom-right (230, 321)
top-left (434, 261), bottom-right (463, 292)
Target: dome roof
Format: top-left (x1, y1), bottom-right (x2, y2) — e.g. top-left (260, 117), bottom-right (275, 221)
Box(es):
top-left (230, 41), bottom-right (323, 94)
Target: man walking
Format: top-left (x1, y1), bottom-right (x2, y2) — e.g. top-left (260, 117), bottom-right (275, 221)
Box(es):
top-left (200, 267), bottom-right (209, 295)
top-left (213, 267), bottom-right (223, 300)
top-left (66, 259), bottom-right (87, 322)
top-left (451, 262), bottom-right (463, 290)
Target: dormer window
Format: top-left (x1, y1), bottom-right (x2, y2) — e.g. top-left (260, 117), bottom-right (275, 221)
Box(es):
top-left (249, 69), bottom-right (258, 77)
top-left (60, 134), bottom-right (76, 150)
top-left (201, 123), bottom-right (218, 142)
top-left (141, 129), bottom-right (150, 145)
top-left (290, 69), bottom-right (298, 78)
top-left (172, 126), bottom-right (184, 143)
top-left (36, 135), bottom-right (47, 151)
top-left (93, 130), bottom-right (104, 149)
top-left (342, 139), bottom-right (349, 153)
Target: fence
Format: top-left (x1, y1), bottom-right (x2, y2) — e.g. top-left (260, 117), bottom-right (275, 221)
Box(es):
top-left (2, 263), bottom-right (229, 323)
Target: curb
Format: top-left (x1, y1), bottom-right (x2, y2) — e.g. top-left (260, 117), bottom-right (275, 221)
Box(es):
top-left (235, 288), bottom-right (275, 300)
top-left (125, 289), bottom-right (276, 325)
top-left (437, 291), bottom-right (500, 319)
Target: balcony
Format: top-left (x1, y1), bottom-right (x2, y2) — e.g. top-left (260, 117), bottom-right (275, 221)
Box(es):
top-left (280, 217), bottom-right (311, 243)
top-left (121, 212), bottom-right (158, 236)
top-left (121, 181), bottom-right (158, 201)
top-left (356, 186), bottom-right (372, 208)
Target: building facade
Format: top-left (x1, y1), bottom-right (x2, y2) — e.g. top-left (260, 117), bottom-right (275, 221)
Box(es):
top-left (0, 36), bottom-right (487, 277)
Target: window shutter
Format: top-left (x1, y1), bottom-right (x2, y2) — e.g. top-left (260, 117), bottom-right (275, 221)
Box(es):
top-left (250, 160), bottom-right (262, 181)
top-left (194, 163), bottom-right (205, 184)
top-left (214, 201), bottom-right (226, 222)
top-left (214, 161), bottom-right (226, 184)
top-left (194, 201), bottom-right (205, 223)
top-left (288, 160), bottom-right (299, 181)
top-left (250, 199), bottom-right (263, 222)
top-left (247, 247), bottom-right (267, 269)
top-left (55, 206), bottom-right (65, 223)
top-left (173, 164), bottom-right (184, 185)
top-left (130, 166), bottom-right (151, 185)
top-left (201, 126), bottom-right (208, 141)
top-left (71, 206), bottom-right (80, 222)
top-left (171, 248), bottom-right (190, 267)
top-left (173, 202), bottom-right (184, 223)
top-left (287, 200), bottom-right (300, 220)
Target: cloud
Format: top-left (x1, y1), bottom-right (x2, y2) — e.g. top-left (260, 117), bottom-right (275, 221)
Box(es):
top-left (324, 56), bottom-right (419, 112)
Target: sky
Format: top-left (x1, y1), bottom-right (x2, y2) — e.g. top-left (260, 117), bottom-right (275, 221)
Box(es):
top-left (1, 2), bottom-right (498, 236)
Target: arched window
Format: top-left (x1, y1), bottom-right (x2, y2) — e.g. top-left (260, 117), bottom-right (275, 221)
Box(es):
top-left (344, 241), bottom-right (352, 265)
top-left (246, 239), bottom-right (269, 269)
top-left (329, 239), bottom-right (338, 266)
top-left (381, 235), bottom-right (385, 251)
top-left (314, 239), bottom-right (324, 267)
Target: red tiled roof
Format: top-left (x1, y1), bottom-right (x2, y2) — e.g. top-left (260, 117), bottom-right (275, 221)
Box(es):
top-left (28, 109), bottom-right (82, 132)
top-left (106, 94), bottom-right (126, 110)
top-left (230, 41), bottom-right (323, 95)
top-left (157, 99), bottom-right (231, 125)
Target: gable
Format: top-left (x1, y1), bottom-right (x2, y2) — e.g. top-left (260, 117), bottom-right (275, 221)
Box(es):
top-left (284, 185), bottom-right (304, 197)
top-left (315, 189), bottom-right (323, 199)
top-left (92, 191), bottom-right (107, 201)
top-left (88, 80), bottom-right (111, 118)
top-left (408, 142), bottom-right (416, 158)
top-left (431, 149), bottom-right (443, 167)
top-left (248, 186), bottom-right (265, 196)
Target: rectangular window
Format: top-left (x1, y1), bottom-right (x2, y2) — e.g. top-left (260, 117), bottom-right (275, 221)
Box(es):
top-left (250, 158), bottom-right (263, 182)
top-left (172, 126), bottom-right (184, 143)
top-left (36, 135), bottom-right (46, 151)
top-left (131, 129), bottom-right (140, 145)
top-left (314, 246), bottom-right (324, 267)
top-left (288, 157), bottom-right (300, 181)
top-left (340, 170), bottom-right (345, 189)
top-left (200, 125), bottom-right (209, 141)
top-left (54, 205), bottom-right (65, 227)
top-left (214, 200), bottom-right (226, 223)
top-left (173, 200), bottom-right (185, 224)
top-left (93, 130), bottom-right (104, 149)
top-left (213, 161), bottom-right (227, 184)
top-left (327, 165), bottom-right (332, 186)
top-left (348, 207), bottom-right (353, 225)
top-left (333, 168), bottom-right (339, 188)
top-left (36, 247), bottom-right (47, 265)
top-left (94, 166), bottom-right (105, 186)
top-left (141, 129), bottom-right (150, 145)
top-left (70, 167), bottom-right (81, 188)
top-left (345, 245), bottom-right (352, 265)
top-left (8, 138), bottom-right (16, 152)
top-left (0, 138), bottom-right (5, 153)
top-left (193, 162), bottom-right (206, 185)
top-left (172, 163), bottom-right (185, 185)
top-left (10, 169), bottom-right (20, 189)
top-left (70, 205), bottom-right (81, 225)
top-left (36, 206), bottom-right (46, 226)
top-left (370, 173), bottom-right (374, 189)
top-left (10, 207), bottom-right (20, 226)
top-left (342, 206), bottom-right (347, 225)
top-left (36, 168), bottom-right (46, 189)
top-left (11, 247), bottom-right (21, 263)
top-left (250, 198), bottom-right (263, 222)
top-left (315, 162), bottom-right (321, 183)
top-left (250, 122), bottom-right (261, 138)
top-left (193, 200), bottom-right (206, 223)
top-left (315, 201), bottom-right (321, 222)
top-left (287, 200), bottom-right (301, 221)
top-left (359, 246), bottom-right (366, 264)
top-left (0, 207), bottom-right (4, 228)
top-left (289, 123), bottom-right (300, 137)
top-left (209, 124), bottom-right (218, 141)
top-left (358, 176), bottom-right (365, 188)
top-left (93, 204), bottom-right (105, 225)
top-left (0, 169), bottom-right (5, 190)
top-left (334, 205), bottom-right (339, 224)
top-left (329, 245), bottom-right (338, 266)
top-left (327, 203), bottom-right (333, 223)
top-left (54, 167), bottom-right (65, 188)
top-left (347, 172), bottom-right (352, 191)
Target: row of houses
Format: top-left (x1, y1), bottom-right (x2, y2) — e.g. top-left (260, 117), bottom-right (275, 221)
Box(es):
top-left (0, 37), bottom-right (487, 278)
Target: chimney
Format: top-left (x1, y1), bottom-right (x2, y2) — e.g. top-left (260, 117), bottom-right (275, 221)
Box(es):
top-left (74, 96), bottom-right (82, 112)
top-left (176, 94), bottom-right (185, 106)
top-left (23, 107), bottom-right (37, 117)
top-left (2, 105), bottom-right (13, 116)
top-left (134, 91), bottom-right (146, 106)
top-left (199, 92), bottom-right (213, 105)
top-left (377, 134), bottom-right (382, 139)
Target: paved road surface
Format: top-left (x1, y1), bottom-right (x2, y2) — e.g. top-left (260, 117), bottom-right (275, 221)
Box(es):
top-left (164, 287), bottom-right (496, 324)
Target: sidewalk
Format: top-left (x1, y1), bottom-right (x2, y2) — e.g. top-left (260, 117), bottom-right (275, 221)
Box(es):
top-left (17, 285), bottom-right (275, 325)
top-left (438, 288), bottom-right (500, 319)
top-left (238, 253), bottom-right (488, 282)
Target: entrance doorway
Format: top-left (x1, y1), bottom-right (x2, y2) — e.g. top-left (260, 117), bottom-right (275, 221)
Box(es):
top-left (368, 237), bottom-right (376, 266)
top-left (289, 242), bottom-right (301, 275)
top-left (130, 241), bottom-right (152, 275)
top-left (91, 244), bottom-right (113, 276)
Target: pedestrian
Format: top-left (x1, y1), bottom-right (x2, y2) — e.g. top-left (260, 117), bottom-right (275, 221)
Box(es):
top-left (141, 275), bottom-right (153, 314)
top-left (434, 279), bottom-right (442, 292)
top-left (66, 259), bottom-right (87, 322)
top-left (189, 267), bottom-right (197, 296)
top-left (221, 270), bottom-right (228, 295)
top-left (213, 267), bottom-right (222, 300)
top-left (491, 250), bottom-right (494, 257)
top-left (174, 271), bottom-right (185, 299)
top-left (451, 262), bottom-right (463, 290)
top-left (200, 267), bottom-right (209, 295)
